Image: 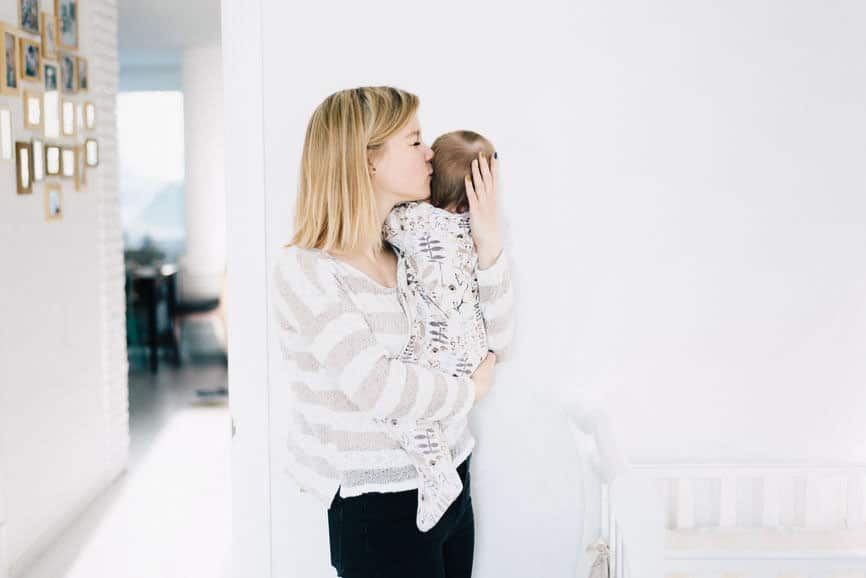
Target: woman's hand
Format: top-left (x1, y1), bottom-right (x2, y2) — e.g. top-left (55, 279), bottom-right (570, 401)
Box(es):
top-left (465, 153), bottom-right (503, 270)
top-left (470, 351), bottom-right (497, 406)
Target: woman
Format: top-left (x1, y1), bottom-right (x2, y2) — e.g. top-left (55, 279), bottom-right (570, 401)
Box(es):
top-left (271, 86), bottom-right (514, 577)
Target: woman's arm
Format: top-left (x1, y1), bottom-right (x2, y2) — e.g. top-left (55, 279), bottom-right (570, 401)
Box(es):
top-left (271, 249), bottom-right (476, 422)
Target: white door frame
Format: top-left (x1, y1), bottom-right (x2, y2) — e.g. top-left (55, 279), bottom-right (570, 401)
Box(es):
top-left (221, 0), bottom-right (272, 576)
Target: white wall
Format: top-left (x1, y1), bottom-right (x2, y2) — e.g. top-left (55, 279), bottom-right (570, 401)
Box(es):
top-left (0, 0), bottom-right (127, 575)
top-left (223, 0), bottom-right (866, 576)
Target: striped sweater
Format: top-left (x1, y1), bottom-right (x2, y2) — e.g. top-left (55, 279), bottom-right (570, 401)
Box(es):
top-left (270, 239), bottom-right (514, 507)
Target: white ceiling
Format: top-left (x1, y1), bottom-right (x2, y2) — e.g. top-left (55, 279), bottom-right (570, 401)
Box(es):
top-left (119, 0), bottom-right (221, 51)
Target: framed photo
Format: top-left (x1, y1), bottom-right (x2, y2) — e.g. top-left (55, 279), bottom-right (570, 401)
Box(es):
top-left (61, 145), bottom-right (74, 177)
top-left (55, 0), bottom-right (77, 50)
top-left (74, 142), bottom-right (85, 190)
top-left (18, 38), bottom-right (41, 83)
top-left (0, 106), bottom-right (12, 160)
top-left (22, 90), bottom-right (42, 129)
top-left (19, 0), bottom-right (40, 35)
top-left (61, 98), bottom-right (74, 135)
top-left (84, 138), bottom-right (98, 167)
top-left (76, 55), bottom-right (86, 91)
top-left (1, 24), bottom-right (18, 95)
top-left (43, 61), bottom-right (56, 90)
top-left (44, 182), bottom-right (62, 221)
top-left (40, 12), bottom-right (56, 59)
top-left (45, 143), bottom-right (59, 175)
top-left (84, 101), bottom-right (95, 129)
top-left (43, 89), bottom-right (59, 138)
top-left (59, 51), bottom-right (75, 93)
top-left (32, 138), bottom-right (44, 180)
top-left (15, 141), bottom-right (33, 194)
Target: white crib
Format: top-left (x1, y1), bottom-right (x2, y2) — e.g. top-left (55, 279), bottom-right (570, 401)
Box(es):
top-left (604, 461), bottom-right (866, 578)
top-left (569, 410), bottom-right (866, 578)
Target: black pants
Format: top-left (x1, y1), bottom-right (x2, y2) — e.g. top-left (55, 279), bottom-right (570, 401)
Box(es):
top-left (327, 453), bottom-right (474, 578)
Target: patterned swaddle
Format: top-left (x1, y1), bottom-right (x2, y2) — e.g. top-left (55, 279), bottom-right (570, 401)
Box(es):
top-left (375, 200), bottom-right (490, 532)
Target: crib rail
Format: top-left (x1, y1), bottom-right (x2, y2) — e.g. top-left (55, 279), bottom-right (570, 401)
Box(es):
top-left (607, 460), bottom-right (866, 578)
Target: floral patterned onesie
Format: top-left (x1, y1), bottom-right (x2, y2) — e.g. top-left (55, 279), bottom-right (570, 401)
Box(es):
top-left (376, 200), bottom-right (490, 532)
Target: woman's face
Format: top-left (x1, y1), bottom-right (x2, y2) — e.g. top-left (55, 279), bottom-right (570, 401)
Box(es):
top-left (370, 114), bottom-right (434, 207)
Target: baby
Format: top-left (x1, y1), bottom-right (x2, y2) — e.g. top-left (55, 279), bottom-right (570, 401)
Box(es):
top-left (376, 130), bottom-right (500, 532)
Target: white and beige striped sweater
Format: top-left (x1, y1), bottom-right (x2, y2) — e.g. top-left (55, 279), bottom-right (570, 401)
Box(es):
top-left (270, 241), bottom-right (514, 508)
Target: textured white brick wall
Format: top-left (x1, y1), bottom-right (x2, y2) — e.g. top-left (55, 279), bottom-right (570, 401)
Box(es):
top-left (0, 0), bottom-right (127, 575)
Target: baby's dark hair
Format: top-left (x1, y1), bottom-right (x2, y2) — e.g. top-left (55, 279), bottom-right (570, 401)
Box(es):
top-left (430, 130), bottom-right (495, 213)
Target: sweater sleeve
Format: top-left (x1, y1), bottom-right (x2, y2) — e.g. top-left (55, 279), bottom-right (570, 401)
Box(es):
top-left (271, 249), bottom-right (476, 422)
top-left (476, 245), bottom-right (515, 363)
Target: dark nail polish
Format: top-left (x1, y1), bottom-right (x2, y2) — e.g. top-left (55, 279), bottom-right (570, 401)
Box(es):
top-left (493, 152), bottom-right (498, 159)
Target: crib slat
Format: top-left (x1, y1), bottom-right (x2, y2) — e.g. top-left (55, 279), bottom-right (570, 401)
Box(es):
top-left (762, 473), bottom-right (782, 528)
top-left (719, 473), bottom-right (737, 528)
top-left (847, 471), bottom-right (866, 529)
top-left (676, 478), bottom-right (695, 529)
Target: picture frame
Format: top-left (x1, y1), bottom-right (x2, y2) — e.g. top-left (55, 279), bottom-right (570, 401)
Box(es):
top-left (19, 0), bottom-right (40, 35)
top-left (40, 12), bottom-right (56, 59)
top-left (74, 142), bottom-right (85, 191)
top-left (84, 101), bottom-right (95, 129)
top-left (55, 0), bottom-right (77, 50)
top-left (60, 145), bottom-right (74, 177)
top-left (44, 182), bottom-right (62, 221)
top-left (45, 143), bottom-right (59, 175)
top-left (1, 24), bottom-right (19, 95)
top-left (32, 138), bottom-right (44, 180)
top-left (22, 90), bottom-right (42, 130)
top-left (84, 138), bottom-right (98, 167)
top-left (0, 106), bottom-right (12, 160)
top-left (15, 140), bottom-right (33, 194)
top-left (76, 55), bottom-right (86, 91)
top-left (43, 61), bottom-right (56, 90)
top-left (61, 98), bottom-right (74, 135)
top-left (18, 37), bottom-right (41, 83)
top-left (59, 51), bottom-right (75, 93)
top-left (43, 89), bottom-right (59, 138)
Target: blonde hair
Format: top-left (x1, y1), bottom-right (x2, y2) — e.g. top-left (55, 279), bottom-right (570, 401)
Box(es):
top-left (285, 86), bottom-right (420, 252)
top-left (430, 130), bottom-right (495, 214)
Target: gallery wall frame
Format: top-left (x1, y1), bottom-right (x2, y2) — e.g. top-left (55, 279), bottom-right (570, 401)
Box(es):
top-left (19, 0), bottom-right (41, 35)
top-left (15, 140), bottom-right (33, 193)
top-left (44, 182), bottom-right (62, 221)
top-left (18, 37), bottom-right (42, 83)
top-left (0, 23), bottom-right (20, 95)
top-left (40, 11), bottom-right (57, 59)
top-left (23, 90), bottom-right (42, 130)
top-left (55, 0), bottom-right (77, 51)
top-left (45, 142), bottom-right (60, 175)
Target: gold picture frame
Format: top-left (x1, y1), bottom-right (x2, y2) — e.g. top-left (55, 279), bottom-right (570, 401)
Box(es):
top-left (16, 140), bottom-right (33, 194)
top-left (18, 37), bottom-right (41, 83)
top-left (0, 24), bottom-right (19, 95)
top-left (84, 101), bottom-right (95, 129)
top-left (84, 138), bottom-right (98, 167)
top-left (19, 0), bottom-right (40, 35)
top-left (45, 143), bottom-right (60, 175)
top-left (55, 0), bottom-right (77, 51)
top-left (59, 51), bottom-right (75, 94)
top-left (76, 55), bottom-right (86, 92)
top-left (61, 97), bottom-right (74, 135)
top-left (44, 182), bottom-right (63, 221)
top-left (40, 12), bottom-right (56, 59)
top-left (23, 90), bottom-right (42, 130)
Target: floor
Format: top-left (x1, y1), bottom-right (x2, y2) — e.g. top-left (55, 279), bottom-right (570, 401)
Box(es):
top-left (20, 361), bottom-right (231, 578)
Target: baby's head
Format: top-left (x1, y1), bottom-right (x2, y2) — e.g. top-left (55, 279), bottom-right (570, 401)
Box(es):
top-left (429, 130), bottom-right (495, 214)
